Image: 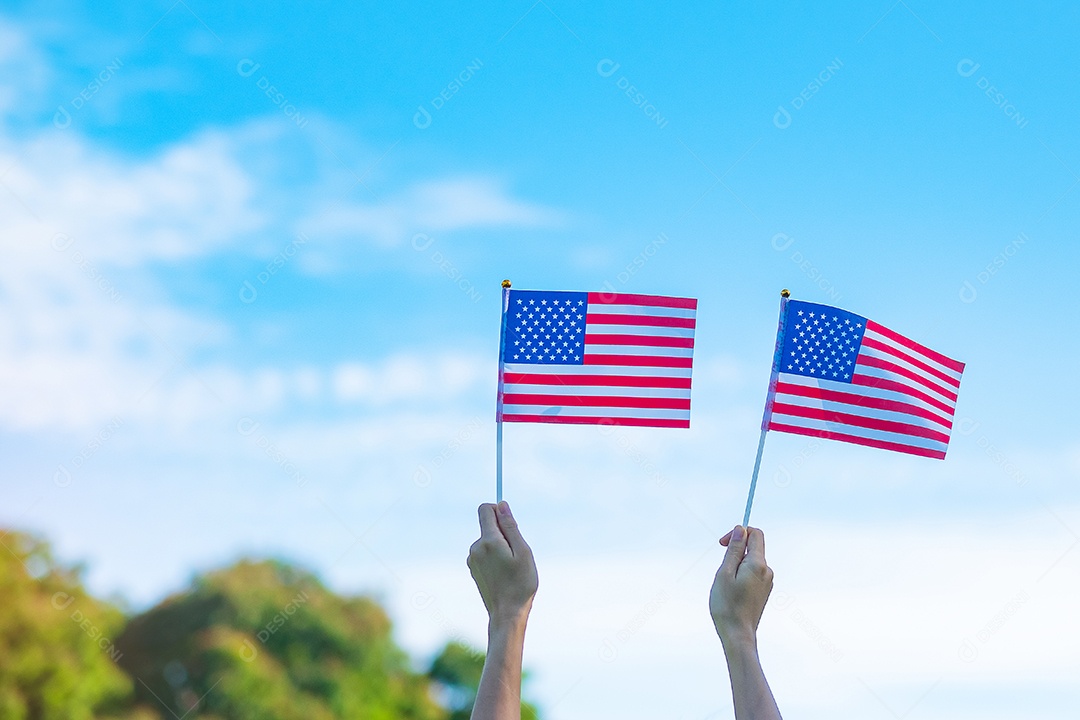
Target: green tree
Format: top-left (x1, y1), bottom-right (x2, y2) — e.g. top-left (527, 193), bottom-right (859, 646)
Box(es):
top-left (116, 559), bottom-right (446, 720)
top-left (0, 529), bottom-right (146, 720)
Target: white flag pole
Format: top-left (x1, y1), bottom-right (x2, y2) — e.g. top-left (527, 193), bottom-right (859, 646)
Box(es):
top-left (742, 289), bottom-right (792, 527)
top-left (495, 280), bottom-right (512, 503)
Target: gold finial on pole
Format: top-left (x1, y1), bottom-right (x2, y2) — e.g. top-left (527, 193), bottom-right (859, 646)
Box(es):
top-left (781, 288), bottom-right (790, 298)
top-left (502, 279), bottom-right (512, 289)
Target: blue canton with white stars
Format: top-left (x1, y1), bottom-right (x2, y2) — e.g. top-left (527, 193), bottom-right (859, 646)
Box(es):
top-left (502, 290), bottom-right (588, 364)
top-left (779, 300), bottom-right (867, 383)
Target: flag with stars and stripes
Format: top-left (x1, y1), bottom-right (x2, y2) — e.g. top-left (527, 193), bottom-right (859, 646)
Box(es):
top-left (497, 289), bottom-right (697, 428)
top-left (764, 299), bottom-right (965, 459)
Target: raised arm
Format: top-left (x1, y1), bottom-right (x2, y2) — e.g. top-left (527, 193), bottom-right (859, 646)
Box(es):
top-left (467, 501), bottom-right (539, 720)
top-left (709, 525), bottom-right (782, 720)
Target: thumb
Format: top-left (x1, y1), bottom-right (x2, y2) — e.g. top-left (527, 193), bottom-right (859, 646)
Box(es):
top-left (495, 501), bottom-right (530, 557)
top-left (719, 524), bottom-right (747, 575)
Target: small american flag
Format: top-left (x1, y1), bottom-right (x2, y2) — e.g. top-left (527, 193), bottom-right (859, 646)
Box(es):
top-left (497, 289), bottom-right (697, 428)
top-left (765, 299), bottom-right (965, 459)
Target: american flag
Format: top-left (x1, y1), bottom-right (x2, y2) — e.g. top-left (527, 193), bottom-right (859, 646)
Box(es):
top-left (765, 299), bottom-right (965, 459)
top-left (497, 289), bottom-right (697, 428)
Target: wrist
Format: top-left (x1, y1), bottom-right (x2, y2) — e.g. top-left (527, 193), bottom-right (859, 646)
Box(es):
top-left (716, 624), bottom-right (758, 652)
top-left (488, 605), bottom-right (532, 635)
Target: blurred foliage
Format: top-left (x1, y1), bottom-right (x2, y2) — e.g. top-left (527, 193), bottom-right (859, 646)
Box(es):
top-left (0, 529), bottom-right (143, 720)
top-left (116, 559), bottom-right (445, 720)
top-left (1, 529), bottom-right (542, 720)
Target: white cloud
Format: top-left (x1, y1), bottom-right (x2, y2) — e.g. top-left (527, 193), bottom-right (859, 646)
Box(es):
top-left (0, 19), bottom-right (557, 434)
top-left (301, 175), bottom-right (562, 246)
top-left (332, 354), bottom-right (487, 406)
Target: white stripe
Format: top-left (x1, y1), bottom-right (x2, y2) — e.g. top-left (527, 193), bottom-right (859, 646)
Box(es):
top-left (769, 411), bottom-right (948, 453)
top-left (503, 363), bottom-right (693, 378)
top-left (854, 363), bottom-right (959, 406)
top-left (503, 383), bottom-right (692, 399)
top-left (501, 404), bottom-right (690, 420)
top-left (584, 343), bottom-right (695, 358)
top-left (773, 389), bottom-right (951, 433)
top-left (585, 323), bottom-right (695, 338)
top-left (864, 327), bottom-right (963, 383)
top-left (777, 372), bottom-right (952, 426)
top-left (860, 343), bottom-right (959, 394)
top-left (589, 304), bottom-right (697, 319)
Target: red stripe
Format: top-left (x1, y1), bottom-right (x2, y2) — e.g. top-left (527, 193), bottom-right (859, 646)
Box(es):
top-left (771, 402), bottom-right (951, 444)
top-left (767, 422), bottom-right (947, 459)
top-left (587, 313), bottom-right (696, 329)
top-left (503, 393), bottom-right (690, 410)
top-left (850, 374), bottom-right (955, 416)
top-left (856, 355), bottom-right (959, 403)
top-left (584, 333), bottom-right (694, 348)
top-left (584, 354), bottom-right (693, 368)
top-left (502, 372), bottom-right (692, 389)
top-left (587, 292), bottom-right (697, 309)
top-left (502, 414), bottom-right (690, 428)
top-left (774, 381), bottom-right (952, 429)
top-left (866, 320), bottom-right (965, 374)
top-left (861, 336), bottom-right (961, 389)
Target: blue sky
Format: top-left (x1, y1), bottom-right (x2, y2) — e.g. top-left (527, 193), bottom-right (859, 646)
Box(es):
top-left (2, 2), bottom-right (1078, 719)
